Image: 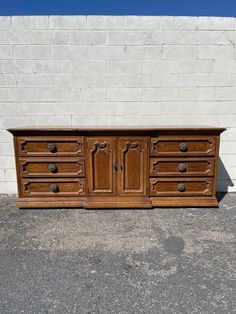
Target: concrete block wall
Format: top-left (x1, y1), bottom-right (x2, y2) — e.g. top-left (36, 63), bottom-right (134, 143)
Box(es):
top-left (0, 15), bottom-right (236, 193)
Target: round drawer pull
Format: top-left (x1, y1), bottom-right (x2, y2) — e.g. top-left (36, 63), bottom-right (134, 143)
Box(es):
top-left (178, 163), bottom-right (186, 172)
top-left (49, 184), bottom-right (58, 193)
top-left (48, 164), bottom-right (57, 173)
top-left (47, 143), bottom-right (56, 152)
top-left (179, 143), bottom-right (188, 152)
top-left (177, 183), bottom-right (185, 192)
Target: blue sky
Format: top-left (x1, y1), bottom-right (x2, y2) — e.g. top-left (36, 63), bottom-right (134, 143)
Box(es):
top-left (0, 0), bottom-right (236, 16)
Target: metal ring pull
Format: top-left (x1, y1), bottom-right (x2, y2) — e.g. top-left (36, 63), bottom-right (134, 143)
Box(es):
top-left (177, 183), bottom-right (185, 192)
top-left (179, 143), bottom-right (188, 152)
top-left (49, 184), bottom-right (58, 193)
top-left (47, 143), bottom-right (56, 152)
top-left (178, 163), bottom-right (186, 172)
top-left (48, 164), bottom-right (57, 173)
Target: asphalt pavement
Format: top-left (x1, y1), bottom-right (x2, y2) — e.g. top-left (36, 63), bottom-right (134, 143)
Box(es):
top-left (0, 194), bottom-right (235, 314)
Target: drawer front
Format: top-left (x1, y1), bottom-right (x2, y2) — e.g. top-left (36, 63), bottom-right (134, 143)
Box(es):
top-left (150, 178), bottom-right (213, 196)
top-left (150, 136), bottom-right (215, 156)
top-left (17, 136), bottom-right (84, 157)
top-left (150, 158), bottom-right (215, 177)
top-left (21, 178), bottom-right (85, 197)
top-left (19, 158), bottom-right (85, 178)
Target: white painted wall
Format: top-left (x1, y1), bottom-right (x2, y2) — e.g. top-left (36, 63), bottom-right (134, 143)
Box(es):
top-left (0, 15), bottom-right (235, 193)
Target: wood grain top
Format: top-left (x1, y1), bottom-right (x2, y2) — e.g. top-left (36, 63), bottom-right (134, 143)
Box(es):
top-left (7, 125), bottom-right (226, 134)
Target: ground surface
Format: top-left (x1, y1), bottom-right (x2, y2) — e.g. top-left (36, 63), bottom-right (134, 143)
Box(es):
top-left (0, 194), bottom-right (235, 314)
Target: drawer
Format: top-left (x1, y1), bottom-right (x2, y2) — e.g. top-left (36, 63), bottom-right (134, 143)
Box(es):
top-left (150, 158), bottom-right (215, 177)
top-left (21, 178), bottom-right (85, 197)
top-left (150, 136), bottom-right (216, 156)
top-left (150, 178), bottom-right (213, 196)
top-left (19, 157), bottom-right (85, 178)
top-left (17, 136), bottom-right (84, 157)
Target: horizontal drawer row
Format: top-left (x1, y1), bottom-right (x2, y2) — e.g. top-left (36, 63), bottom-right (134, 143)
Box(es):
top-left (150, 136), bottom-right (216, 156)
top-left (20, 177), bottom-right (213, 198)
top-left (150, 157), bottom-right (215, 177)
top-left (17, 135), bottom-right (216, 157)
top-left (17, 136), bottom-right (85, 157)
top-left (19, 158), bottom-right (85, 177)
top-left (21, 178), bottom-right (86, 197)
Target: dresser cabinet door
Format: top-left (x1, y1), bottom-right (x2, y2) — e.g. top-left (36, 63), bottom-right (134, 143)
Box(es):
top-left (86, 138), bottom-right (116, 196)
top-left (118, 137), bottom-right (148, 196)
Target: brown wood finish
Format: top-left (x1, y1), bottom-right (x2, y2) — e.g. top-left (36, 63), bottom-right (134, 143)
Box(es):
top-left (8, 126), bottom-right (225, 209)
top-left (19, 157), bottom-right (85, 177)
top-left (150, 157), bottom-right (215, 177)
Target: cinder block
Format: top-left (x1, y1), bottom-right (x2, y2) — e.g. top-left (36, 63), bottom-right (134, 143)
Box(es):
top-left (221, 127), bottom-right (236, 142)
top-left (214, 87), bottom-right (236, 101)
top-left (144, 31), bottom-right (164, 45)
top-left (220, 142), bottom-right (236, 153)
top-left (69, 31), bottom-right (106, 45)
top-left (1, 115), bottom-right (71, 129)
top-left (198, 45), bottom-right (234, 60)
top-left (72, 115), bottom-right (108, 126)
top-left (0, 182), bottom-right (17, 193)
top-left (0, 75), bottom-right (16, 87)
top-left (107, 31), bottom-right (144, 45)
top-left (177, 60), bottom-right (215, 73)
top-left (108, 115), bottom-right (142, 126)
top-left (143, 88), bottom-right (178, 101)
top-left (71, 88), bottom-right (107, 101)
top-left (125, 46), bottom-right (162, 60)
top-left (0, 31), bottom-right (32, 44)
top-left (161, 45), bottom-right (198, 60)
top-left (35, 88), bottom-right (71, 101)
top-left (0, 156), bottom-right (15, 169)
top-left (16, 103), bottom-right (55, 115)
top-left (0, 17), bottom-right (11, 30)
top-left (52, 45), bottom-right (89, 59)
top-left (212, 102), bottom-right (236, 114)
top-left (178, 115), bottom-right (213, 126)
top-left (125, 16), bottom-right (162, 29)
top-left (198, 17), bottom-right (235, 30)
top-left (31, 31), bottom-right (69, 45)
top-left (70, 60), bottom-right (106, 74)
top-left (125, 74), bottom-right (161, 87)
top-left (213, 115), bottom-right (236, 127)
top-left (87, 16), bottom-right (124, 29)
top-left (162, 16), bottom-right (198, 30)
top-left (143, 60), bottom-right (178, 73)
top-left (0, 143), bottom-right (14, 155)
top-left (0, 130), bottom-right (13, 142)
top-left (177, 102), bottom-right (213, 114)
top-left (125, 102), bottom-right (163, 115)
top-left (178, 87), bottom-right (215, 101)
top-left (14, 45), bottom-right (51, 60)
top-left (90, 46), bottom-right (126, 60)
top-left (16, 74), bottom-right (53, 87)
top-left (49, 16), bottom-right (86, 29)
top-left (0, 46), bottom-right (13, 59)
top-left (215, 61), bottom-right (236, 73)
top-left (0, 88), bottom-right (35, 101)
top-left (32, 60), bottom-right (71, 74)
top-left (0, 103), bottom-right (17, 115)
top-left (142, 115), bottom-right (178, 126)
top-left (220, 153), bottom-right (236, 166)
top-left (107, 88), bottom-right (142, 101)
top-left (0, 60), bottom-right (33, 74)
top-left (54, 75), bottom-right (89, 88)
top-left (90, 75), bottom-right (124, 88)
top-left (106, 61), bottom-right (142, 74)
top-left (12, 16), bottom-right (49, 29)
top-left (3, 169), bottom-right (16, 182)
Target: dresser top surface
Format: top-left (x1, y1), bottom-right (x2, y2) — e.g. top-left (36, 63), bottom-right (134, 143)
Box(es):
top-left (8, 126), bottom-right (226, 133)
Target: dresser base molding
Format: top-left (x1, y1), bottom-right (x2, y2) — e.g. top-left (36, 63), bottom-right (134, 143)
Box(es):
top-left (150, 196), bottom-right (218, 207)
top-left (16, 196), bottom-right (218, 209)
top-left (16, 197), bottom-right (85, 209)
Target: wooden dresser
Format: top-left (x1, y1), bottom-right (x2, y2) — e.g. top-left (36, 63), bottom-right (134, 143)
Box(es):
top-left (8, 126), bottom-right (225, 209)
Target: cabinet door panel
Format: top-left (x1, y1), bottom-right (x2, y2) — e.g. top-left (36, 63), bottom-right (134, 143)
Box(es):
top-left (118, 137), bottom-right (148, 196)
top-left (87, 138), bottom-right (116, 195)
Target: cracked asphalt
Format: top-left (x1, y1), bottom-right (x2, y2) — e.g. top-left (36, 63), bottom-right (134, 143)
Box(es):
top-left (0, 194), bottom-right (236, 314)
